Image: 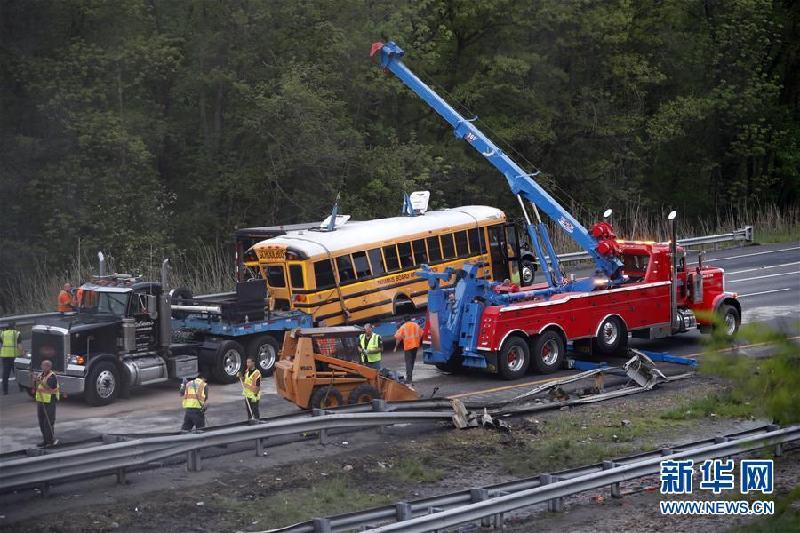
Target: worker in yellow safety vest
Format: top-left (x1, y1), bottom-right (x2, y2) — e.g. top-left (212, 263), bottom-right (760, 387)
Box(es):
top-left (1, 322), bottom-right (22, 395)
top-left (238, 357), bottom-right (262, 423)
top-left (179, 374), bottom-right (208, 432)
top-left (358, 323), bottom-right (382, 370)
top-left (394, 317), bottom-right (423, 386)
top-left (34, 359), bottom-right (60, 447)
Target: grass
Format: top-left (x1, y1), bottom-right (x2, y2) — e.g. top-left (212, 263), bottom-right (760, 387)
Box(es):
top-left (238, 476), bottom-right (395, 528)
top-left (660, 391), bottom-right (756, 421)
top-left (392, 457), bottom-right (445, 483)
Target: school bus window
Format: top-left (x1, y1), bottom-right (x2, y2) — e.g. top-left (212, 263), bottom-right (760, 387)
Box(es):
top-left (397, 242), bottom-right (414, 268)
top-left (266, 266), bottom-right (286, 288)
top-left (455, 231), bottom-right (469, 256)
top-left (368, 248), bottom-right (385, 276)
top-left (426, 236), bottom-right (442, 262)
top-left (382, 245), bottom-right (400, 272)
top-left (336, 255), bottom-right (357, 284)
top-left (412, 239), bottom-right (428, 265)
top-left (468, 227), bottom-right (483, 253)
top-left (289, 264), bottom-right (304, 288)
top-left (441, 233), bottom-right (456, 259)
top-left (352, 251), bottom-right (371, 279)
top-left (314, 260), bottom-right (336, 290)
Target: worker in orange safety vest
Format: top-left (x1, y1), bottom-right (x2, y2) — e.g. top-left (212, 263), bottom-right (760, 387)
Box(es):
top-left (57, 283), bottom-right (74, 313)
top-left (394, 317), bottom-right (423, 386)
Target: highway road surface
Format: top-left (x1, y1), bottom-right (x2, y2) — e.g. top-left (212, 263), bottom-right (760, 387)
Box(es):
top-left (0, 241), bottom-right (796, 453)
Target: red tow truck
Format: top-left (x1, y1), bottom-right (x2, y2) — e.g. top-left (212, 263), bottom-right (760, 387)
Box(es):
top-left (372, 42), bottom-right (741, 378)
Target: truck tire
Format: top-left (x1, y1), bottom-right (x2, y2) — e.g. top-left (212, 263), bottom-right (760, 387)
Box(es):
top-left (520, 258), bottom-right (536, 286)
top-left (310, 386), bottom-right (344, 409)
top-left (85, 361), bottom-right (119, 406)
top-left (248, 335), bottom-right (280, 377)
top-left (498, 337), bottom-right (530, 380)
top-left (530, 331), bottom-right (565, 374)
top-left (212, 340), bottom-right (245, 384)
top-left (715, 304), bottom-right (741, 337)
top-left (348, 383), bottom-right (381, 405)
top-left (592, 316), bottom-right (628, 356)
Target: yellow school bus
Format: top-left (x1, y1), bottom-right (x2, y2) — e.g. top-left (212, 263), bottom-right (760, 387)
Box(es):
top-left (246, 206), bottom-right (513, 326)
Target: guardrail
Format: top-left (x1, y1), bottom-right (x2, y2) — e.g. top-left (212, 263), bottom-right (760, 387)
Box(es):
top-left (0, 406), bottom-right (453, 493)
top-left (269, 423), bottom-right (796, 533)
top-left (557, 226), bottom-right (753, 263)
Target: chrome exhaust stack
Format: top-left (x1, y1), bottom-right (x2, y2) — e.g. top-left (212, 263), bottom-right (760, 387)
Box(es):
top-left (159, 259), bottom-right (172, 350)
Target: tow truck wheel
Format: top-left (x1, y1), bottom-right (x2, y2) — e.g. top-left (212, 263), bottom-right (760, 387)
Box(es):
top-left (248, 335), bottom-right (279, 377)
top-left (310, 386), bottom-right (344, 409)
top-left (498, 337), bottom-right (530, 380)
top-left (592, 316), bottom-right (628, 356)
top-left (348, 384), bottom-right (381, 405)
top-left (530, 331), bottom-right (565, 374)
top-left (434, 351), bottom-right (464, 374)
top-left (85, 361), bottom-right (119, 406)
top-left (716, 304), bottom-right (741, 337)
top-left (212, 340), bottom-right (245, 384)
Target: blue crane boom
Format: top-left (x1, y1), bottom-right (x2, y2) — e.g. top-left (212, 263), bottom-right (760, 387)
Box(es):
top-left (371, 41), bottom-right (623, 283)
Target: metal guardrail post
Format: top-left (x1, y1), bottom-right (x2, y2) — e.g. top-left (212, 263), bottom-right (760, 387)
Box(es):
top-left (470, 488), bottom-right (491, 527)
top-left (372, 399), bottom-right (388, 435)
top-left (602, 461), bottom-right (621, 498)
top-left (116, 467), bottom-right (126, 485)
top-left (312, 518), bottom-right (332, 533)
top-left (395, 502), bottom-right (412, 521)
top-left (768, 424), bottom-right (782, 456)
top-left (187, 449), bottom-right (201, 472)
top-left (256, 438), bottom-right (266, 457)
top-left (312, 409), bottom-right (329, 445)
top-left (493, 491), bottom-right (509, 530)
top-left (540, 474), bottom-right (564, 512)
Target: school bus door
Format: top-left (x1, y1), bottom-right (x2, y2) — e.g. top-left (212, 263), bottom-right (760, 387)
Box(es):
top-left (487, 224), bottom-right (512, 282)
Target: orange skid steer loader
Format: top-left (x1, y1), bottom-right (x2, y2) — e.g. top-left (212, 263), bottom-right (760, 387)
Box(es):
top-left (274, 327), bottom-right (419, 409)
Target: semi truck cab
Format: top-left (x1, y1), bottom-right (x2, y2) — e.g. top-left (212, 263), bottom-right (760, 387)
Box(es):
top-left (15, 275), bottom-right (198, 406)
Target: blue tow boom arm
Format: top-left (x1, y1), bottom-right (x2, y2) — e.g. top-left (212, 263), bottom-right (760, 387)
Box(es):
top-left (372, 41), bottom-right (623, 283)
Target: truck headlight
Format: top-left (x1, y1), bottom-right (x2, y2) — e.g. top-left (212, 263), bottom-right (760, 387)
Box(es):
top-left (68, 354), bottom-right (86, 365)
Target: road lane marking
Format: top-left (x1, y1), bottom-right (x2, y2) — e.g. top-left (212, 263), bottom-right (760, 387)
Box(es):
top-left (683, 336), bottom-right (800, 359)
top-left (738, 288), bottom-right (792, 298)
top-left (447, 376), bottom-right (559, 399)
top-left (720, 247), bottom-right (800, 261)
top-left (728, 261), bottom-right (800, 276)
top-left (728, 271), bottom-right (800, 283)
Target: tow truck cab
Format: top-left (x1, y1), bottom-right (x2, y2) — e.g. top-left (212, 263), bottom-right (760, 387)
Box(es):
top-left (15, 276), bottom-right (197, 406)
top-left (618, 241), bottom-right (739, 330)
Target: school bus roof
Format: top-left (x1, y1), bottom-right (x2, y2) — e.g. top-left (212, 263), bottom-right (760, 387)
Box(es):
top-left (252, 205), bottom-right (505, 258)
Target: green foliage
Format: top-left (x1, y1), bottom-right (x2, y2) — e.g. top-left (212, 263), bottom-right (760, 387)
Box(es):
top-left (660, 391), bottom-right (756, 420)
top-left (700, 323), bottom-right (800, 425)
top-left (0, 0), bottom-right (797, 310)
